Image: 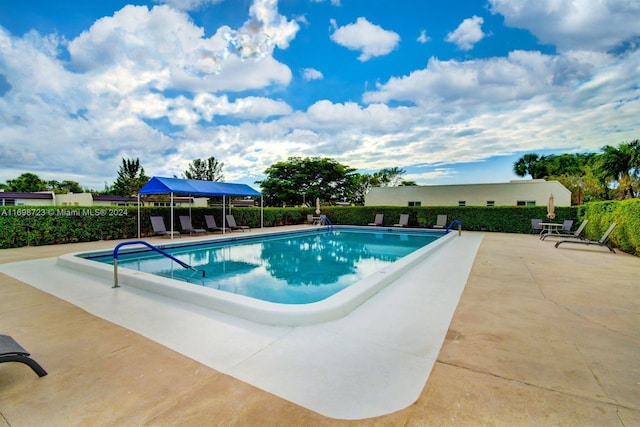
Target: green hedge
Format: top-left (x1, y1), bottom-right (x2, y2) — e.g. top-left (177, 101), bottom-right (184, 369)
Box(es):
top-left (577, 199), bottom-right (640, 256)
top-left (1, 202), bottom-right (638, 255)
top-left (318, 205), bottom-right (578, 233)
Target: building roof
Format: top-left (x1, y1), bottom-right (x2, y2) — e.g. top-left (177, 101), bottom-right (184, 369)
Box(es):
top-left (92, 195), bottom-right (137, 202)
top-left (0, 191), bottom-right (53, 199)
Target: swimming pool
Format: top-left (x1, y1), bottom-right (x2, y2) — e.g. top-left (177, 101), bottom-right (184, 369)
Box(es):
top-left (58, 226), bottom-right (458, 325)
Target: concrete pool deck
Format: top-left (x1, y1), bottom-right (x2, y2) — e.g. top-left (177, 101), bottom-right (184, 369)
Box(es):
top-left (1, 229), bottom-right (639, 425)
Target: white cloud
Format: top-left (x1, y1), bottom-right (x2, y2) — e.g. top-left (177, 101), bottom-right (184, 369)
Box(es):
top-left (248, 0), bottom-right (300, 50)
top-left (0, 2), bottom-right (297, 188)
top-left (362, 50), bottom-right (614, 107)
top-left (446, 15), bottom-right (485, 51)
top-left (67, 3), bottom-right (295, 92)
top-left (417, 30), bottom-right (430, 44)
top-left (0, 0), bottom-right (638, 190)
top-left (302, 68), bottom-right (324, 81)
top-left (489, 0), bottom-right (640, 52)
top-left (405, 168), bottom-right (457, 183)
top-left (155, 0), bottom-right (224, 12)
top-left (330, 17), bottom-right (400, 61)
top-left (312, 0), bottom-right (342, 5)
top-left (193, 93), bottom-right (292, 120)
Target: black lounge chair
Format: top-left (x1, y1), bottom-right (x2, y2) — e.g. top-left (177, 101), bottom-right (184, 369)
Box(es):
top-left (0, 334), bottom-right (47, 377)
top-left (179, 216), bottom-right (206, 234)
top-left (204, 215), bottom-right (223, 233)
top-left (531, 218), bottom-right (543, 234)
top-left (541, 220), bottom-right (587, 241)
top-left (150, 216), bottom-right (180, 238)
top-left (555, 223), bottom-right (617, 253)
top-left (226, 215), bottom-right (250, 231)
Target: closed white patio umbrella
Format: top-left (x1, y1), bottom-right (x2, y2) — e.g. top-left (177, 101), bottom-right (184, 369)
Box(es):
top-left (547, 193), bottom-right (555, 220)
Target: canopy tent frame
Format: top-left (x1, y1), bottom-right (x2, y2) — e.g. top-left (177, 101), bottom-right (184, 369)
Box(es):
top-left (137, 176), bottom-right (263, 238)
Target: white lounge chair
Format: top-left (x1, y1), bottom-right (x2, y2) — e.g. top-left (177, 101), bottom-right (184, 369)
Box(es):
top-left (433, 214), bottom-right (447, 229)
top-left (393, 214), bottom-right (409, 227)
top-left (368, 213), bottom-right (384, 226)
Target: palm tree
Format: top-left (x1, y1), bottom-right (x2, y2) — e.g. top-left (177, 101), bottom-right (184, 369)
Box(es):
top-left (513, 154), bottom-right (548, 179)
top-left (597, 141), bottom-right (639, 198)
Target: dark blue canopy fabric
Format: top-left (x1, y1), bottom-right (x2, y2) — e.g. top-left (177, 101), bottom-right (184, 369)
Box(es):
top-left (138, 176), bottom-right (261, 197)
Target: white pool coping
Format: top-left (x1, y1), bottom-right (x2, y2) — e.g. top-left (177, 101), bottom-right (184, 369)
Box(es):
top-left (57, 226), bottom-right (458, 326)
top-left (0, 230), bottom-right (482, 420)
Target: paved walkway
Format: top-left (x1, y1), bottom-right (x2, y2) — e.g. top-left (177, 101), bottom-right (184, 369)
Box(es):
top-left (1, 231), bottom-right (639, 426)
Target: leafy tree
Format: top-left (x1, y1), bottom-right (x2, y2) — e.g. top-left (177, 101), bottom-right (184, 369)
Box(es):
top-left (372, 167), bottom-right (407, 187)
top-left (347, 168), bottom-right (414, 205)
top-left (4, 172), bottom-right (47, 192)
top-left (513, 153), bottom-right (548, 179)
top-left (597, 140), bottom-right (640, 199)
top-left (46, 180), bottom-right (83, 194)
top-left (545, 154), bottom-right (584, 177)
top-left (183, 156), bottom-right (225, 181)
top-left (256, 157), bottom-right (356, 207)
top-left (347, 173), bottom-right (375, 206)
top-left (111, 158), bottom-right (149, 196)
top-left (553, 165), bottom-right (603, 205)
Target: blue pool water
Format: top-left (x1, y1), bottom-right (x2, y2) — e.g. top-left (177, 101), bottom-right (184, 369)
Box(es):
top-left (86, 229), bottom-right (441, 304)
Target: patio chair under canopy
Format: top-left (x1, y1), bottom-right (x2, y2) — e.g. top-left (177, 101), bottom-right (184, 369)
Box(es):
top-left (137, 177), bottom-right (262, 238)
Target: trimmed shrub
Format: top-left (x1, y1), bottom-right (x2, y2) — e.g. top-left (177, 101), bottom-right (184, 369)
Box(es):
top-left (1, 202), bottom-right (637, 256)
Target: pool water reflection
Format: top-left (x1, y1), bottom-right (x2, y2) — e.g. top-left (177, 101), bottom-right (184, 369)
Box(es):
top-left (86, 229), bottom-right (439, 304)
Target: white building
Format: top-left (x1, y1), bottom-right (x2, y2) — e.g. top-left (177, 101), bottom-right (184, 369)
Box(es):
top-left (0, 191), bottom-right (208, 207)
top-left (365, 180), bottom-right (571, 207)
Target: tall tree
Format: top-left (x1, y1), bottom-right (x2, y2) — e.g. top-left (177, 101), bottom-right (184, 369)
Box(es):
top-left (111, 158), bottom-right (149, 196)
top-left (5, 172), bottom-right (47, 192)
top-left (513, 153), bottom-right (548, 179)
top-left (46, 180), bottom-right (83, 194)
top-left (348, 168), bottom-right (414, 205)
top-left (597, 140), bottom-right (640, 198)
top-left (183, 157), bottom-right (225, 181)
top-left (347, 173), bottom-right (375, 206)
top-left (553, 165), bottom-right (603, 204)
top-left (256, 157), bottom-right (356, 207)
top-left (372, 167), bottom-right (407, 187)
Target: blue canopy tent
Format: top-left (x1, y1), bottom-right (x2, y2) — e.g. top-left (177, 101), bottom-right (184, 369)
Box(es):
top-left (137, 176), bottom-right (263, 237)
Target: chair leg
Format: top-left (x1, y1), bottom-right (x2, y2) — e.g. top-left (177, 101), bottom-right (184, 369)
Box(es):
top-left (0, 355), bottom-right (48, 377)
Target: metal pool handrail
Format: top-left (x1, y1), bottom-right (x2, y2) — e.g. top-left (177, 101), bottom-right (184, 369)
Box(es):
top-left (112, 240), bottom-right (204, 288)
top-left (445, 220), bottom-right (462, 235)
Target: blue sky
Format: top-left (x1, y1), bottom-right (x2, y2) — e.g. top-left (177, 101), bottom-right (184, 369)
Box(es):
top-left (0, 0), bottom-right (639, 191)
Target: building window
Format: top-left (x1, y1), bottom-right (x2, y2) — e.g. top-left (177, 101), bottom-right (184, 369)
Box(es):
top-left (458, 201), bottom-right (466, 207)
top-left (408, 201), bottom-right (421, 207)
top-left (486, 201), bottom-right (495, 206)
top-left (517, 200), bottom-right (536, 206)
